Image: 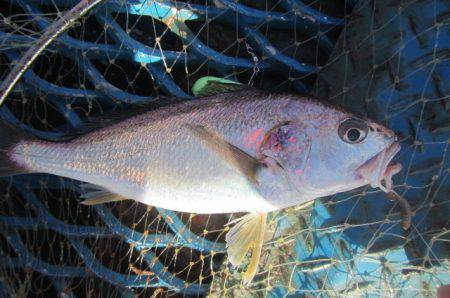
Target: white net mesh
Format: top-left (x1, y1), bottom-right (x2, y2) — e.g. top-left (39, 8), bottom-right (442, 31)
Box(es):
top-left (0, 0), bottom-right (448, 296)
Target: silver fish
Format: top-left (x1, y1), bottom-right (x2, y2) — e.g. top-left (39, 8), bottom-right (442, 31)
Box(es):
top-left (1, 77), bottom-right (403, 284)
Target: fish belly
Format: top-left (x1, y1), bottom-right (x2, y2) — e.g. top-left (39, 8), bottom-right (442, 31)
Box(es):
top-left (135, 133), bottom-right (279, 214)
top-left (139, 174), bottom-right (278, 214)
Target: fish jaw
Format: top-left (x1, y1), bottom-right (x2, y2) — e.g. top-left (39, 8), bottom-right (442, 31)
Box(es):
top-left (357, 141), bottom-right (402, 192)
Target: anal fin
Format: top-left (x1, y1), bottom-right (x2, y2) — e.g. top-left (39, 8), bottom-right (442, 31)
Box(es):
top-left (80, 183), bottom-right (127, 205)
top-left (225, 213), bottom-right (267, 285)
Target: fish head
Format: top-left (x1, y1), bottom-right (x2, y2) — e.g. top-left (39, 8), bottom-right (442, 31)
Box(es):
top-left (303, 112), bottom-right (402, 196)
top-left (260, 104), bottom-right (402, 198)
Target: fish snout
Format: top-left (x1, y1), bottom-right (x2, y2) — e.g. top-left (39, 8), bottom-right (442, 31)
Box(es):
top-left (369, 122), bottom-right (397, 142)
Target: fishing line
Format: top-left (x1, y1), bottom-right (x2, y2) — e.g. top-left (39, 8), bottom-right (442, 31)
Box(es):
top-left (245, 42), bottom-right (260, 86)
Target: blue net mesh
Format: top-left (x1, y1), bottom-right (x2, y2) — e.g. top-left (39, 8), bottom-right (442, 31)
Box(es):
top-left (0, 0), bottom-right (448, 296)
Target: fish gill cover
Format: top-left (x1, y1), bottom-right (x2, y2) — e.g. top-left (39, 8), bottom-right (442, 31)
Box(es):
top-left (0, 0), bottom-right (448, 297)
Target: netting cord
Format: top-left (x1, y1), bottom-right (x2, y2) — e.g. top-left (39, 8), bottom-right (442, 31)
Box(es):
top-left (0, 0), bottom-right (104, 107)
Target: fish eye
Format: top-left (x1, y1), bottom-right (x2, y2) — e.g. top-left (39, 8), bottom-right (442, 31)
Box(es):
top-left (338, 118), bottom-right (369, 144)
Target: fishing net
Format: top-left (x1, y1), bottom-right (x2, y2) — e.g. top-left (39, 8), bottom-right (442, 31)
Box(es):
top-left (0, 0), bottom-right (448, 296)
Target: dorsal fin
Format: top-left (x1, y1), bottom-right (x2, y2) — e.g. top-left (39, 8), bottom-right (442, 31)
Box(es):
top-left (192, 76), bottom-right (247, 97)
top-left (59, 96), bottom-right (185, 141)
top-left (60, 77), bottom-right (246, 141)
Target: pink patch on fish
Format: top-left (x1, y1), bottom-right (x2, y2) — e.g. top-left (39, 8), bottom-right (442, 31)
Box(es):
top-left (288, 137), bottom-right (297, 143)
top-left (295, 169), bottom-right (303, 176)
top-left (438, 285), bottom-right (450, 298)
top-left (244, 128), bottom-right (264, 149)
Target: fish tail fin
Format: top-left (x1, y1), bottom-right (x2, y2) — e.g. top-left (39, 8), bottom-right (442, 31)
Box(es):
top-left (225, 213), bottom-right (267, 286)
top-left (0, 119), bottom-right (32, 176)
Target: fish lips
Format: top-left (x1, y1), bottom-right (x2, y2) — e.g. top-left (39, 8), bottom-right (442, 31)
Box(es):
top-left (356, 141), bottom-right (402, 192)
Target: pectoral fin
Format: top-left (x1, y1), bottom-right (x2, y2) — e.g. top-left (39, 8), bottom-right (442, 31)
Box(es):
top-left (186, 124), bottom-right (263, 185)
top-left (226, 213), bottom-right (267, 285)
top-left (80, 184), bottom-right (127, 205)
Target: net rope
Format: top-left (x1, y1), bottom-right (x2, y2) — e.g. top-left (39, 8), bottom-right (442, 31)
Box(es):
top-left (0, 0), bottom-right (448, 296)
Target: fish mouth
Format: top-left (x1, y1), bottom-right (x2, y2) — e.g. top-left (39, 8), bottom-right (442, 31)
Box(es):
top-left (357, 141), bottom-right (402, 192)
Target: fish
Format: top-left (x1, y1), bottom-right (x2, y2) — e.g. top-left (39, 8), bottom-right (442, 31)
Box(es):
top-left (0, 76), bottom-right (404, 284)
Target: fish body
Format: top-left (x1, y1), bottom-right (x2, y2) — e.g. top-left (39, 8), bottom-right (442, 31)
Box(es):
top-left (8, 89), bottom-right (399, 214)
top-left (2, 78), bottom-right (405, 284)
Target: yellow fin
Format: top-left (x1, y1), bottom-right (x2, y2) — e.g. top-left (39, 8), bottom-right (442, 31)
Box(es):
top-left (226, 213), bottom-right (267, 285)
top-left (80, 184), bottom-right (126, 205)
